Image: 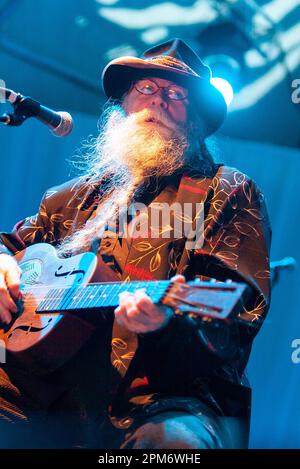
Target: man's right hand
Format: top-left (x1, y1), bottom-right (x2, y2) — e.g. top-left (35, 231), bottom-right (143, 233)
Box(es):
top-left (0, 254), bottom-right (21, 325)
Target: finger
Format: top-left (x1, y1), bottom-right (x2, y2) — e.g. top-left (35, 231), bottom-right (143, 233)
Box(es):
top-left (133, 290), bottom-right (172, 330)
top-left (114, 304), bottom-right (148, 333)
top-left (170, 274), bottom-right (185, 283)
top-left (5, 263), bottom-right (21, 301)
top-left (117, 290), bottom-right (167, 332)
top-left (114, 304), bottom-right (127, 326)
top-left (126, 303), bottom-right (170, 333)
top-left (127, 305), bottom-right (151, 325)
top-left (0, 305), bottom-right (12, 324)
top-left (116, 293), bottom-right (152, 328)
top-left (118, 296), bottom-right (149, 324)
top-left (117, 294), bottom-right (136, 318)
top-left (114, 303), bottom-right (132, 320)
top-left (134, 289), bottom-right (167, 317)
top-left (133, 290), bottom-right (156, 318)
top-left (118, 290), bottom-right (134, 304)
top-left (118, 291), bottom-right (136, 313)
top-left (0, 274), bottom-right (18, 314)
top-left (133, 290), bottom-right (172, 324)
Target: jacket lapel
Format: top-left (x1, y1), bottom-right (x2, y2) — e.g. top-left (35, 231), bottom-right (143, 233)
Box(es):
top-left (121, 163), bottom-right (217, 282)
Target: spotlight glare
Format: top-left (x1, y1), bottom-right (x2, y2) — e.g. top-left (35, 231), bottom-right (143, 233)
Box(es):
top-left (211, 77), bottom-right (234, 106)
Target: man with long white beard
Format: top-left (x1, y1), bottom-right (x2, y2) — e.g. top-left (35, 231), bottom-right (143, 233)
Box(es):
top-left (0, 39), bottom-right (271, 448)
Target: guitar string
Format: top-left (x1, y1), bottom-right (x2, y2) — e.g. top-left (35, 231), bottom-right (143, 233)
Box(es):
top-left (11, 281), bottom-right (237, 318)
top-left (17, 281), bottom-right (172, 308)
top-left (15, 292), bottom-right (230, 320)
top-left (17, 283), bottom-right (235, 307)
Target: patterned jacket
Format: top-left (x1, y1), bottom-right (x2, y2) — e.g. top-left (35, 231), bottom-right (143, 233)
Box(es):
top-left (0, 160), bottom-right (271, 420)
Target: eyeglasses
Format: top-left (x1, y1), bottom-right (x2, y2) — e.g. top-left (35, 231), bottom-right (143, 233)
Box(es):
top-left (134, 78), bottom-right (188, 101)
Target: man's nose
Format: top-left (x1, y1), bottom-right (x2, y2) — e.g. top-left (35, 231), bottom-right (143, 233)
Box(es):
top-left (150, 90), bottom-right (168, 109)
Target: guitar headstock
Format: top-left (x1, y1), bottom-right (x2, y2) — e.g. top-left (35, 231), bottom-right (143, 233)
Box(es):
top-left (162, 279), bottom-right (249, 322)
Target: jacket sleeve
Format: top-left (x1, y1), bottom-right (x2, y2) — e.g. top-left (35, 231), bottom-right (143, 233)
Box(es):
top-left (138, 175), bottom-right (271, 391)
top-left (0, 190), bottom-right (56, 255)
top-left (0, 177), bottom-right (89, 255)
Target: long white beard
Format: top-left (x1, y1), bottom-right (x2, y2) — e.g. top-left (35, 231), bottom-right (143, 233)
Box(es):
top-left (98, 106), bottom-right (189, 179)
top-left (58, 105), bottom-right (192, 255)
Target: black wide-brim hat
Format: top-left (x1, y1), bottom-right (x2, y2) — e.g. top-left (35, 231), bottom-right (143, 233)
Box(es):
top-left (101, 38), bottom-right (227, 137)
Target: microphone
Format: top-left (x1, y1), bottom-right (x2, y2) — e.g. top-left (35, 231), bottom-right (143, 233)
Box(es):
top-left (0, 87), bottom-right (73, 137)
top-left (270, 256), bottom-right (297, 288)
top-left (270, 257), bottom-right (297, 271)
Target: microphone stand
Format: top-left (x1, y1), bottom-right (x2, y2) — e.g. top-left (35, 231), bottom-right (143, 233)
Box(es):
top-left (270, 257), bottom-right (297, 288)
top-left (0, 110), bottom-right (28, 126)
top-left (0, 90), bottom-right (33, 127)
top-left (0, 85), bottom-right (73, 136)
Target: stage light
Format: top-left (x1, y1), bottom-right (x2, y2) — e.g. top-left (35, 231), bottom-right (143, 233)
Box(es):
top-left (210, 77), bottom-right (234, 106)
top-left (196, 21), bottom-right (248, 98)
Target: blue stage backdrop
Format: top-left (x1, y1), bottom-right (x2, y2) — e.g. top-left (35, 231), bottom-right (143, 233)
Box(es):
top-left (0, 114), bottom-right (299, 448)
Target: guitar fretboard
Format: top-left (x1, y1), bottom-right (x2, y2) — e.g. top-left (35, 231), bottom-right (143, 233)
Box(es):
top-left (36, 280), bottom-right (170, 314)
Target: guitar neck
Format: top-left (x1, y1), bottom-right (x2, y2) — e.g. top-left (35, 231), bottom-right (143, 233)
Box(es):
top-left (36, 280), bottom-right (171, 314)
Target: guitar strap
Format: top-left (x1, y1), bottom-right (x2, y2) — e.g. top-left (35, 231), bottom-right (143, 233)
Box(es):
top-left (90, 216), bottom-right (139, 397)
top-left (108, 165), bottom-right (221, 399)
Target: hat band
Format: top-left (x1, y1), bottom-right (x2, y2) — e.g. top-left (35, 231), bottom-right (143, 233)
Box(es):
top-left (145, 55), bottom-right (199, 77)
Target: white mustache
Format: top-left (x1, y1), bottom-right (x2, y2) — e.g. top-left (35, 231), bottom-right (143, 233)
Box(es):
top-left (133, 108), bottom-right (177, 131)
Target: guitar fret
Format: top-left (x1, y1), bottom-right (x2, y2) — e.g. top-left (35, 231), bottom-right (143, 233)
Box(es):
top-left (48, 289), bottom-right (59, 310)
top-left (34, 274), bottom-right (247, 323)
top-left (150, 281), bottom-right (169, 304)
top-left (110, 283), bottom-right (125, 307)
top-left (91, 284), bottom-right (108, 308)
top-left (103, 283), bottom-right (119, 308)
top-left (59, 287), bottom-right (75, 310)
top-left (71, 285), bottom-right (89, 310)
top-left (85, 284), bottom-right (100, 308)
top-left (89, 284), bottom-right (105, 308)
top-left (77, 285), bottom-right (89, 308)
top-left (127, 281), bottom-right (138, 292)
top-left (88, 284), bottom-right (104, 308)
top-left (66, 286), bottom-right (81, 310)
top-left (92, 284), bottom-right (107, 308)
top-left (55, 288), bottom-right (70, 310)
top-left (66, 287), bottom-right (76, 309)
top-left (108, 283), bottom-right (122, 307)
top-left (94, 283), bottom-right (110, 308)
top-left (117, 282), bottom-right (129, 296)
top-left (72, 286), bottom-right (87, 310)
top-left (74, 284), bottom-right (92, 309)
top-left (105, 283), bottom-right (118, 307)
top-left (42, 288), bottom-right (57, 311)
top-left (83, 285), bottom-right (99, 309)
top-left (37, 296), bottom-right (46, 311)
top-left (38, 280), bottom-right (170, 313)
top-left (81, 285), bottom-right (98, 308)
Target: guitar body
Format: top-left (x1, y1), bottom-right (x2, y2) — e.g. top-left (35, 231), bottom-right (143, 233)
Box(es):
top-left (0, 243), bottom-right (248, 376)
top-left (0, 243), bottom-right (101, 374)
